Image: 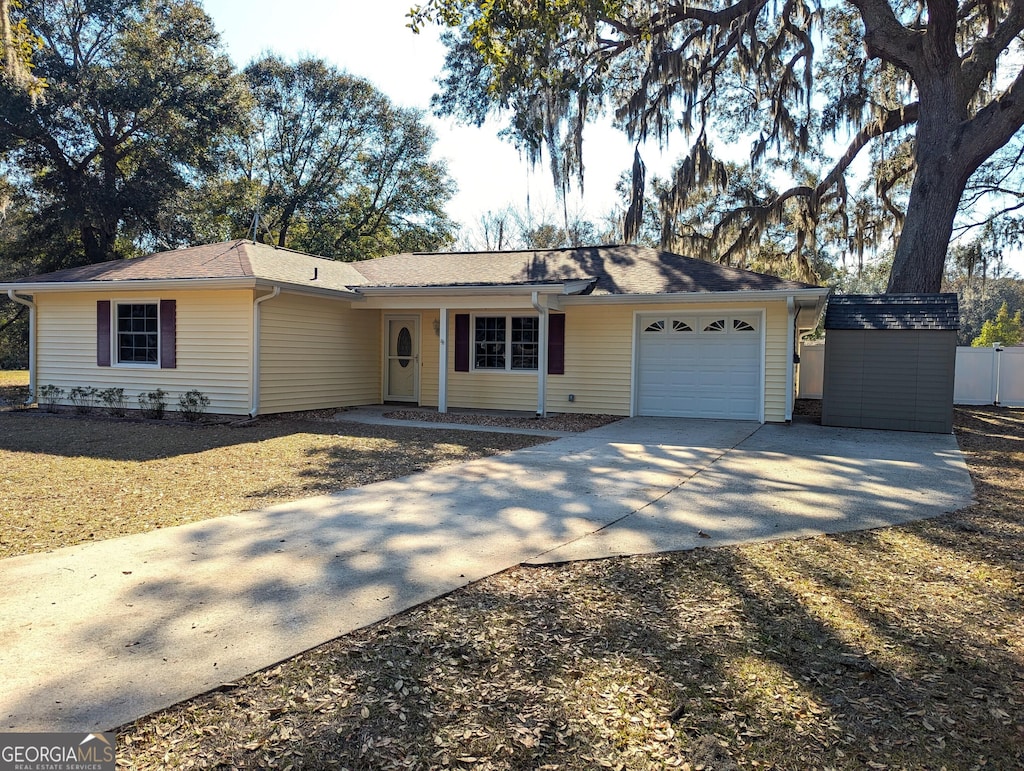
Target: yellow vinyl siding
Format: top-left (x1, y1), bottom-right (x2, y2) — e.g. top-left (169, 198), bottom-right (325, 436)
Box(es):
top-left (419, 312), bottom-right (440, 407)
top-left (548, 300), bottom-right (791, 421)
top-left (441, 309), bottom-right (540, 412)
top-left (447, 370), bottom-right (539, 412)
top-left (384, 307), bottom-right (541, 412)
top-left (546, 305), bottom-right (634, 416)
top-left (762, 302), bottom-right (789, 422)
top-left (258, 293), bottom-right (380, 414)
top-left (35, 290), bottom-right (254, 414)
top-left (408, 301), bottom-right (791, 419)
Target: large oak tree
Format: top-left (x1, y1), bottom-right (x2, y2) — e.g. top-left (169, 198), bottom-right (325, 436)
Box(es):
top-left (188, 55), bottom-right (457, 260)
top-left (1, 0), bottom-right (43, 97)
top-left (413, 0), bottom-right (1024, 292)
top-left (0, 0), bottom-right (239, 268)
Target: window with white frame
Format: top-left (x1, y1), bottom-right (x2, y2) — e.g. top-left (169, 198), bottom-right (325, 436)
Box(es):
top-left (474, 315), bottom-right (539, 371)
top-left (116, 302), bottom-right (159, 364)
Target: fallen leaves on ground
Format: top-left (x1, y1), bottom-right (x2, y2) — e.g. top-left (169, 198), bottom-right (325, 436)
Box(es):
top-left (0, 410), bottom-right (547, 558)
top-left (115, 407), bottom-right (1024, 769)
top-left (382, 410), bottom-right (620, 432)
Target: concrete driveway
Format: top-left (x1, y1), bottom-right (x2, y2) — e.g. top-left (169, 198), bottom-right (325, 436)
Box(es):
top-left (0, 418), bottom-right (973, 732)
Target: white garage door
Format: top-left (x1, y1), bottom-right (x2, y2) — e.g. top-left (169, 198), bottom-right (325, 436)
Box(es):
top-left (636, 313), bottom-right (762, 420)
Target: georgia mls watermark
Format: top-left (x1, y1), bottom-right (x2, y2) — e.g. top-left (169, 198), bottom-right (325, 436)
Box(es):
top-left (0, 733), bottom-right (115, 771)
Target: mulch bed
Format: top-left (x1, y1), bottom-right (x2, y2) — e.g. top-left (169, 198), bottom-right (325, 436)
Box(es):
top-left (382, 410), bottom-right (620, 432)
top-left (114, 406), bottom-right (1024, 770)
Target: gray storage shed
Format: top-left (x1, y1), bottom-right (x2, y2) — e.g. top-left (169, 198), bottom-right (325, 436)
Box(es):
top-left (821, 294), bottom-right (959, 433)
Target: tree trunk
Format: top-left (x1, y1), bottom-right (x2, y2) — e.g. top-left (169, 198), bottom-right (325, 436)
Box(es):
top-left (79, 139), bottom-right (123, 264)
top-left (80, 220), bottom-right (118, 265)
top-left (886, 66), bottom-right (981, 296)
top-left (886, 151), bottom-right (967, 293)
top-left (277, 199), bottom-right (300, 248)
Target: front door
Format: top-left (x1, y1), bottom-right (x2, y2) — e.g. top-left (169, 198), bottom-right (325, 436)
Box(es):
top-left (384, 316), bottom-right (419, 402)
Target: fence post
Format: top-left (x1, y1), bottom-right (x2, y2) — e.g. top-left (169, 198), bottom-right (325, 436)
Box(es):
top-left (993, 342), bottom-right (1004, 405)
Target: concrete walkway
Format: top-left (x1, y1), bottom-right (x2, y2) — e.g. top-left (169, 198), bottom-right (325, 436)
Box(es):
top-left (0, 418), bottom-right (973, 732)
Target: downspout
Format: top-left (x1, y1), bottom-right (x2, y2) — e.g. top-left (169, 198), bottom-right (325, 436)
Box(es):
top-left (249, 286), bottom-right (280, 418)
top-left (532, 291), bottom-right (548, 416)
top-left (7, 290), bottom-right (35, 404)
top-left (785, 296), bottom-right (796, 422)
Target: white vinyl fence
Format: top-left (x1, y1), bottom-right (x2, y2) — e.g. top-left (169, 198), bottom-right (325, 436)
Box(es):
top-left (796, 343), bottom-right (825, 399)
top-left (797, 342), bottom-right (1024, 407)
top-left (953, 345), bottom-right (1024, 407)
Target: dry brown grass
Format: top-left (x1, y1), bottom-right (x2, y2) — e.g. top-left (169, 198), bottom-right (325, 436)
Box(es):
top-left (115, 406), bottom-right (1024, 770)
top-left (0, 369), bottom-right (29, 406)
top-left (0, 410), bottom-right (547, 559)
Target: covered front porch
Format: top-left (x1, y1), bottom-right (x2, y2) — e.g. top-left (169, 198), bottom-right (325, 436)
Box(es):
top-left (361, 280), bottom-right (589, 417)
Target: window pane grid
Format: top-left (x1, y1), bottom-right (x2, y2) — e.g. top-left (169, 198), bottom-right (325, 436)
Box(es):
top-left (511, 317), bottom-right (539, 370)
top-left (116, 304), bottom-right (159, 364)
top-left (473, 315), bottom-right (539, 371)
top-left (474, 317), bottom-right (506, 369)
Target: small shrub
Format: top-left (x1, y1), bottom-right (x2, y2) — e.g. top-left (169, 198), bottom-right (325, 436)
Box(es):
top-left (37, 384), bottom-right (64, 412)
top-left (137, 388), bottom-right (167, 420)
top-left (177, 389), bottom-right (210, 422)
top-left (68, 386), bottom-right (98, 414)
top-left (98, 387), bottom-right (129, 417)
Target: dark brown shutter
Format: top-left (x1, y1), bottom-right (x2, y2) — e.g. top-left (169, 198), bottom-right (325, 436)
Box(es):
top-left (547, 313), bottom-right (565, 375)
top-left (454, 314), bottom-right (470, 372)
top-left (160, 299), bottom-right (176, 369)
top-left (97, 300), bottom-right (111, 367)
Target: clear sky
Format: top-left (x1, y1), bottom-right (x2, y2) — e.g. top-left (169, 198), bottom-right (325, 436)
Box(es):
top-left (199, 0), bottom-right (678, 244)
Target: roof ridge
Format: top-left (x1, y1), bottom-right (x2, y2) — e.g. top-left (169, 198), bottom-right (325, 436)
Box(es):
top-left (203, 240), bottom-right (253, 277)
top-left (403, 243), bottom-right (633, 257)
top-left (239, 239), bottom-right (350, 264)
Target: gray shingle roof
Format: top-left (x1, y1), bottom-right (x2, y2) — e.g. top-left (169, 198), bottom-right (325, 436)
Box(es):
top-left (824, 294), bottom-right (960, 330)
top-left (8, 240), bottom-right (365, 293)
top-left (6, 241), bottom-right (823, 296)
top-left (349, 245), bottom-right (819, 294)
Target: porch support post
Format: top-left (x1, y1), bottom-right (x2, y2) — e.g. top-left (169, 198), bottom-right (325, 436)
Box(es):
top-left (438, 307), bottom-right (448, 414)
top-left (786, 296), bottom-right (796, 422)
top-left (532, 292), bottom-right (548, 417)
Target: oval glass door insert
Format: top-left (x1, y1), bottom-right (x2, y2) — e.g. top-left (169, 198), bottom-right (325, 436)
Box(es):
top-left (397, 326), bottom-right (412, 367)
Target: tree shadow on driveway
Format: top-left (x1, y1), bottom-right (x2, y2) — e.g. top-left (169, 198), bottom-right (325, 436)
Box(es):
top-left (0, 417), bottom-right (980, 748)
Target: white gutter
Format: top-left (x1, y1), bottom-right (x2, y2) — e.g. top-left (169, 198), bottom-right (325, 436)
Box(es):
top-left (355, 281), bottom-right (593, 297)
top-left (0, 278), bottom-right (361, 300)
top-left (0, 277), bottom-right (262, 293)
top-left (531, 292), bottom-right (549, 417)
top-left (786, 296), bottom-right (796, 422)
top-left (561, 279), bottom-right (597, 295)
top-left (558, 288), bottom-right (830, 305)
top-left (249, 286), bottom-right (280, 418)
top-left (7, 290), bottom-right (35, 404)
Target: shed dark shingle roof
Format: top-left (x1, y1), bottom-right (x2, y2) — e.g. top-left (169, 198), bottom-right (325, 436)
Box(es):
top-left (824, 294), bottom-right (960, 331)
